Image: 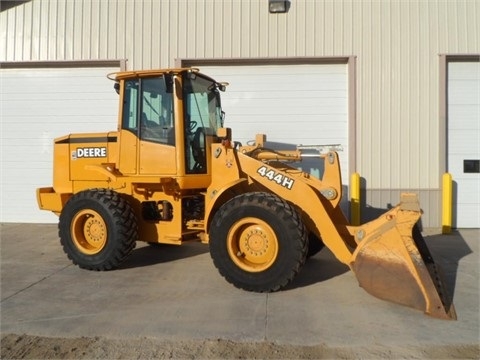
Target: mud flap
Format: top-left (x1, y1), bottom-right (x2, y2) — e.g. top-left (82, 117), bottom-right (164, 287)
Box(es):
top-left (349, 194), bottom-right (456, 320)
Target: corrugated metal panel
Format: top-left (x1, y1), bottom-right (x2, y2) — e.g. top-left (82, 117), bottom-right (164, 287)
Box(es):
top-left (1, 0), bottom-right (479, 202)
top-left (364, 189), bottom-right (441, 228)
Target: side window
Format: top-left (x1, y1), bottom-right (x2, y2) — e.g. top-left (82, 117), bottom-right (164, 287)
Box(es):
top-left (140, 77), bottom-right (175, 145)
top-left (121, 77), bottom-right (174, 145)
top-left (122, 80), bottom-right (139, 133)
top-left (185, 93), bottom-right (208, 174)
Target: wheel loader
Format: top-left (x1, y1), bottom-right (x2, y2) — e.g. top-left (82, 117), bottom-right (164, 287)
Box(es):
top-left (37, 68), bottom-right (455, 320)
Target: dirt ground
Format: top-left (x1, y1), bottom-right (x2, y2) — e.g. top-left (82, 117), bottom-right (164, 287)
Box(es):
top-left (1, 334), bottom-right (479, 359)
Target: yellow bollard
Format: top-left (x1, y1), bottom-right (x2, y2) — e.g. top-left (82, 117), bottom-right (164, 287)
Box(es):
top-left (350, 172), bottom-right (361, 225)
top-left (442, 173), bottom-right (452, 234)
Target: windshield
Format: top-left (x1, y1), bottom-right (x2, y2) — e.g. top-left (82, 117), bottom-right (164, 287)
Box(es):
top-left (183, 72), bottom-right (225, 174)
top-left (183, 73), bottom-right (224, 133)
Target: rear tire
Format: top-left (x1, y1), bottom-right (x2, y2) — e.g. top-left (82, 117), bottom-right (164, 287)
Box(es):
top-left (209, 192), bottom-right (308, 292)
top-left (59, 189), bottom-right (137, 270)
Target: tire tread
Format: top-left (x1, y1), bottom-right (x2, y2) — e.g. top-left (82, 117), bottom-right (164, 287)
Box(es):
top-left (58, 189), bottom-right (137, 271)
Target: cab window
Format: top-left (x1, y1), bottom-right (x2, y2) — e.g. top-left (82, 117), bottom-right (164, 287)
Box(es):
top-left (122, 76), bottom-right (175, 145)
top-left (183, 73), bottom-right (224, 174)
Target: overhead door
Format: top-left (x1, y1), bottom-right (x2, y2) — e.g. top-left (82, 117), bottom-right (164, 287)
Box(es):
top-left (447, 61), bottom-right (480, 228)
top-left (1, 65), bottom-right (120, 223)
top-left (198, 63), bottom-right (349, 191)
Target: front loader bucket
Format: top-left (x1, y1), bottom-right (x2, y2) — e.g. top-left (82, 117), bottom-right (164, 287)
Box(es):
top-left (349, 194), bottom-right (456, 320)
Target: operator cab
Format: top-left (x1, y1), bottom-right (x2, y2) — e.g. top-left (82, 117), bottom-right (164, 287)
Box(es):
top-left (112, 68), bottom-right (226, 178)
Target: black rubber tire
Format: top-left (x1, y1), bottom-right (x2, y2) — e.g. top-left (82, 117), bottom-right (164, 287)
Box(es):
top-left (209, 192), bottom-right (308, 292)
top-left (58, 189), bottom-right (137, 270)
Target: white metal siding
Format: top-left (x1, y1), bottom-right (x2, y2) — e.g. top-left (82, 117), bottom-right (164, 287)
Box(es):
top-left (0, 66), bottom-right (120, 223)
top-left (447, 61), bottom-right (480, 228)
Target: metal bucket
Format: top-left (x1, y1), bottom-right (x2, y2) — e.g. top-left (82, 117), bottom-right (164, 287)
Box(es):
top-left (349, 194), bottom-right (456, 320)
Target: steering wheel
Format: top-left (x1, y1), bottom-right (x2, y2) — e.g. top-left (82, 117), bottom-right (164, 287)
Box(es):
top-left (191, 127), bottom-right (206, 171)
top-left (186, 117), bottom-right (197, 135)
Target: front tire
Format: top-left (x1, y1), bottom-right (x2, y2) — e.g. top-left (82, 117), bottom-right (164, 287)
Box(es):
top-left (59, 189), bottom-right (137, 270)
top-left (307, 232), bottom-right (325, 258)
top-left (209, 192), bottom-right (308, 292)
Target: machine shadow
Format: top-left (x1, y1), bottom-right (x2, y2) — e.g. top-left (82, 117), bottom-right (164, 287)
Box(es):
top-left (119, 241), bottom-right (209, 270)
top-left (285, 249), bottom-right (350, 291)
top-left (421, 230), bottom-right (472, 310)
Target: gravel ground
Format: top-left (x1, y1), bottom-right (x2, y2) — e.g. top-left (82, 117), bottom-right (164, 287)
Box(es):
top-left (1, 333), bottom-right (479, 359)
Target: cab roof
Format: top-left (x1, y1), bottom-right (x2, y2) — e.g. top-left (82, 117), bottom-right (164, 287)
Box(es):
top-left (107, 67), bottom-right (209, 81)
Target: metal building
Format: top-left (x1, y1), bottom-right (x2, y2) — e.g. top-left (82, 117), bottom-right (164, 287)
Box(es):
top-left (1, 0), bottom-right (479, 228)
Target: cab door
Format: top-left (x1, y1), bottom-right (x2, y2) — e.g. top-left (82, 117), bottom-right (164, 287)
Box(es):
top-left (138, 77), bottom-right (177, 175)
top-left (118, 76), bottom-right (177, 175)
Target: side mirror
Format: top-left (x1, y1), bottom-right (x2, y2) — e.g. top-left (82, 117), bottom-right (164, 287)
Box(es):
top-left (114, 82), bottom-right (120, 94)
top-left (217, 82), bottom-right (229, 92)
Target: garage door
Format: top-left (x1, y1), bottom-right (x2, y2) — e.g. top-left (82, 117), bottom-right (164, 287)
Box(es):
top-left (447, 61), bottom-right (480, 228)
top-left (0, 65), bottom-right (120, 223)
top-left (198, 63), bottom-right (349, 189)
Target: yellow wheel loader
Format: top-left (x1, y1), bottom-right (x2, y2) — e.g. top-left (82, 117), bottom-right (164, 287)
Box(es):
top-left (37, 68), bottom-right (455, 320)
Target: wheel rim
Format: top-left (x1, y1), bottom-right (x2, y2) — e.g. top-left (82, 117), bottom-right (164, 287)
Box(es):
top-left (71, 209), bottom-right (107, 255)
top-left (226, 217), bottom-right (279, 272)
